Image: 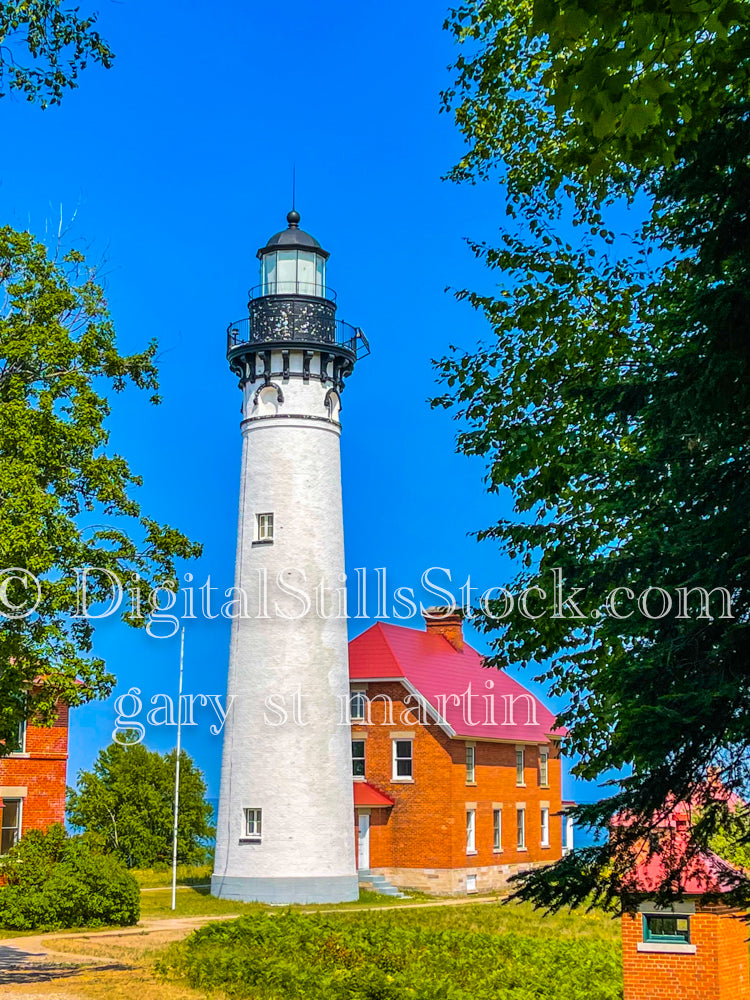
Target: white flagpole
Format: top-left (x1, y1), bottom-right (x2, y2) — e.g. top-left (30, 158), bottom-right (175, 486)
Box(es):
top-left (171, 626), bottom-right (185, 911)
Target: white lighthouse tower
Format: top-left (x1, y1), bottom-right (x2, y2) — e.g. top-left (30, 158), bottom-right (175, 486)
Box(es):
top-left (211, 210), bottom-right (368, 904)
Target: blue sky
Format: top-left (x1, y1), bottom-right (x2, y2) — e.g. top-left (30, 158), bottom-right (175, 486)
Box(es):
top-left (2, 0), bottom-right (621, 814)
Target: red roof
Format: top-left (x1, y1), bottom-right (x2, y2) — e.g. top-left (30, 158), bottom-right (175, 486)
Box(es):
top-left (631, 845), bottom-right (746, 896)
top-left (353, 781), bottom-right (394, 807)
top-left (348, 622), bottom-right (564, 744)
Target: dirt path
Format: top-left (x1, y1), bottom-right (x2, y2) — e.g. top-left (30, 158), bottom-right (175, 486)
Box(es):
top-left (0, 892), bottom-right (507, 997)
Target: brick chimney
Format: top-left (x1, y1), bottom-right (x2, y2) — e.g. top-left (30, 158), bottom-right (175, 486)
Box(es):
top-left (423, 605), bottom-right (464, 652)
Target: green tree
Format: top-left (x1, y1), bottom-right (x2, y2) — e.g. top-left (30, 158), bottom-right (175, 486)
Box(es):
top-left (66, 741), bottom-right (215, 868)
top-left (436, 1), bottom-right (750, 909)
top-left (443, 0), bottom-right (750, 213)
top-left (0, 229), bottom-right (201, 750)
top-left (0, 0), bottom-right (114, 107)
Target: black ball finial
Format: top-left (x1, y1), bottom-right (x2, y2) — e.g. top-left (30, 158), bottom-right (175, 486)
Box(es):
top-left (287, 209), bottom-right (301, 228)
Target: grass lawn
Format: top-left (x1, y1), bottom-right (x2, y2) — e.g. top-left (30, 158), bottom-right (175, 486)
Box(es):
top-left (139, 883), bottom-right (434, 918)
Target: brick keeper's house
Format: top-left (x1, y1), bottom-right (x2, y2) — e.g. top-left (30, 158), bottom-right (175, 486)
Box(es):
top-left (0, 695), bottom-right (69, 854)
top-left (348, 608), bottom-right (574, 894)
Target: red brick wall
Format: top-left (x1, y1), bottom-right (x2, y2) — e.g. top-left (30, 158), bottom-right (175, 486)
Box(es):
top-left (354, 682), bottom-right (563, 870)
top-left (622, 906), bottom-right (750, 1000)
top-left (0, 704), bottom-right (69, 834)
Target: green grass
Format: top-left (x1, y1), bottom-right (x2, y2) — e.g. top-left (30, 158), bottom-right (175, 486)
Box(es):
top-left (157, 901), bottom-right (622, 999)
top-left (132, 864), bottom-right (213, 888)
top-left (138, 884), bottom-right (431, 920)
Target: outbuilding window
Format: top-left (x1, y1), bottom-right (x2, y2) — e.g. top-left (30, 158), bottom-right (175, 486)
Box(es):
top-left (643, 913), bottom-right (691, 944)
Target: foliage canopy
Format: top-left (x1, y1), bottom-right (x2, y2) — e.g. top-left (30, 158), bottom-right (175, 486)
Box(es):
top-left (0, 229), bottom-right (201, 751)
top-left (66, 741), bottom-right (215, 869)
top-left (0, 0), bottom-right (113, 106)
top-left (438, 0), bottom-right (750, 908)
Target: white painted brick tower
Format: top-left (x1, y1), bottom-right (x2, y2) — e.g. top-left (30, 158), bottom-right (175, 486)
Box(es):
top-left (211, 210), bottom-right (368, 903)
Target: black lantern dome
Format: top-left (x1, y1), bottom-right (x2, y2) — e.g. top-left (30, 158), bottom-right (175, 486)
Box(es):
top-left (259, 210), bottom-right (329, 257)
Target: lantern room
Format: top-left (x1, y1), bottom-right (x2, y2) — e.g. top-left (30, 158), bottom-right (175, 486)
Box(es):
top-left (257, 209), bottom-right (330, 298)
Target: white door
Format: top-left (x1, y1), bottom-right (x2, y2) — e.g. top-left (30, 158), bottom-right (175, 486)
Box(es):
top-left (357, 811), bottom-right (370, 870)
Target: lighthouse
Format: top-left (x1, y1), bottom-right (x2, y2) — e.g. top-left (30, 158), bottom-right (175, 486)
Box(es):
top-left (211, 210), bottom-right (368, 904)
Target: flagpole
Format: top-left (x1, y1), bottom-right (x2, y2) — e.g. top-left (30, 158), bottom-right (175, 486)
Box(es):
top-left (171, 626), bottom-right (185, 911)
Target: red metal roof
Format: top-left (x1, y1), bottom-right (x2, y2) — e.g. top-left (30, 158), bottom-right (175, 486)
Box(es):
top-left (632, 845), bottom-right (746, 896)
top-left (348, 622), bottom-right (565, 744)
top-left (353, 781), bottom-right (394, 807)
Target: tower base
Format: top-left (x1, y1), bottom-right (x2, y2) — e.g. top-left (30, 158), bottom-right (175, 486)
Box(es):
top-left (210, 873), bottom-right (359, 905)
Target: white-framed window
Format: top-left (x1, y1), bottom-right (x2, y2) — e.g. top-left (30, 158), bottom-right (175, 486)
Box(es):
top-left (256, 512), bottom-right (274, 542)
top-left (392, 739), bottom-right (413, 779)
top-left (350, 689), bottom-right (367, 722)
top-left (539, 749), bottom-right (549, 787)
top-left (541, 807), bottom-right (550, 847)
top-left (466, 744), bottom-right (475, 783)
top-left (466, 873), bottom-right (477, 894)
top-left (11, 718), bottom-right (26, 755)
top-left (466, 809), bottom-right (476, 853)
top-left (352, 739), bottom-right (365, 778)
top-left (1, 799), bottom-right (22, 854)
top-left (493, 808), bottom-right (502, 851)
top-left (244, 808), bottom-right (262, 840)
top-left (517, 807), bottom-right (526, 850)
top-left (516, 748), bottom-right (525, 786)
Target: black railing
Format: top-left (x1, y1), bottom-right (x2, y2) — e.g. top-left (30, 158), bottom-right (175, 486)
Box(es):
top-left (248, 281), bottom-right (337, 302)
top-left (227, 316), bottom-right (370, 360)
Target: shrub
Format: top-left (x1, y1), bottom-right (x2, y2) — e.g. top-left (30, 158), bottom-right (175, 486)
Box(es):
top-left (0, 824), bottom-right (140, 930)
top-left (158, 907), bottom-right (622, 1000)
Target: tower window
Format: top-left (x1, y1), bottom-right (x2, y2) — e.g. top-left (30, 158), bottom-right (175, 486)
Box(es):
top-left (243, 808), bottom-right (262, 840)
top-left (352, 740), bottom-right (365, 778)
top-left (256, 513), bottom-right (274, 543)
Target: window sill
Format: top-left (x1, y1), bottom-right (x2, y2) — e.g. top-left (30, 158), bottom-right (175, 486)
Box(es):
top-left (466, 850), bottom-right (478, 857)
top-left (353, 775), bottom-right (366, 782)
top-left (516, 846), bottom-right (528, 852)
top-left (541, 843), bottom-right (551, 849)
top-left (538, 784), bottom-right (550, 789)
top-left (238, 837), bottom-right (262, 844)
top-left (391, 777), bottom-right (415, 783)
top-left (465, 781), bottom-right (477, 787)
top-left (637, 942), bottom-right (696, 955)
top-left (252, 539), bottom-right (273, 546)
top-left (516, 783), bottom-right (526, 788)
top-left (6, 752), bottom-right (30, 759)
top-left (493, 849), bottom-right (503, 855)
